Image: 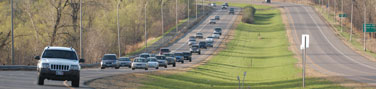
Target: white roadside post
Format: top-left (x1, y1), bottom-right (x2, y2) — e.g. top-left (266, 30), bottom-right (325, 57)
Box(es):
top-left (300, 34), bottom-right (309, 88)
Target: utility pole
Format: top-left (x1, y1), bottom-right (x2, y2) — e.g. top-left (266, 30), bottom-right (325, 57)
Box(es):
top-left (11, 0), bottom-right (14, 65)
top-left (363, 0), bottom-right (366, 51)
top-left (188, 0), bottom-right (190, 25)
top-left (161, 0), bottom-right (164, 44)
top-left (145, 2), bottom-right (148, 52)
top-left (117, 0), bottom-right (121, 56)
top-left (333, 0), bottom-right (336, 23)
top-left (350, 0), bottom-right (353, 41)
top-left (196, 0), bottom-right (197, 19)
top-left (80, 0), bottom-right (83, 59)
top-left (176, 0), bottom-right (178, 33)
top-left (202, 0), bottom-right (204, 15)
top-left (340, 0), bottom-right (343, 32)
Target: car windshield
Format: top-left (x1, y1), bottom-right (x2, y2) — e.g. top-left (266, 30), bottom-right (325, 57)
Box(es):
top-left (164, 54), bottom-right (174, 57)
top-left (161, 49), bottom-right (170, 52)
top-left (192, 46), bottom-right (199, 48)
top-left (134, 58), bottom-right (146, 62)
top-left (183, 53), bottom-right (191, 56)
top-left (102, 55), bottom-right (117, 60)
top-left (148, 58), bottom-right (157, 62)
top-left (156, 56), bottom-right (165, 60)
top-left (189, 39), bottom-right (196, 41)
top-left (140, 54), bottom-right (150, 58)
top-left (42, 50), bottom-right (77, 60)
top-left (200, 42), bottom-right (206, 45)
top-left (119, 58), bottom-right (130, 61)
top-left (174, 53), bottom-right (183, 56)
top-left (215, 28), bottom-right (221, 31)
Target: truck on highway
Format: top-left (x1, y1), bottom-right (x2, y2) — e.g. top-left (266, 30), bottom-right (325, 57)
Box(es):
top-left (35, 46), bottom-right (85, 87)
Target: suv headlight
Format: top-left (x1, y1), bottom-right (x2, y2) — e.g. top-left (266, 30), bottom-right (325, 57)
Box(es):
top-left (42, 63), bottom-right (49, 68)
top-left (71, 65), bottom-right (80, 70)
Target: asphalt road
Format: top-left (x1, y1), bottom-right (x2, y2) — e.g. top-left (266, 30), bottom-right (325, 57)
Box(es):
top-left (215, 0), bottom-right (376, 86)
top-left (0, 6), bottom-right (239, 89)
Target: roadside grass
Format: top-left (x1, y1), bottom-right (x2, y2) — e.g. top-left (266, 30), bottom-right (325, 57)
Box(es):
top-left (313, 5), bottom-right (376, 59)
top-left (126, 19), bottom-right (188, 56)
top-left (139, 4), bottom-right (345, 89)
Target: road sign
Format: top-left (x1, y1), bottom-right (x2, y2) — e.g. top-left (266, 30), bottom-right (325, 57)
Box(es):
top-left (338, 14), bottom-right (347, 17)
top-left (363, 24), bottom-right (376, 32)
top-left (300, 34), bottom-right (310, 50)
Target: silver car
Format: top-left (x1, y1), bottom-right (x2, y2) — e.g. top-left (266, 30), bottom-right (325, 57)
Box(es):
top-left (147, 57), bottom-right (159, 69)
top-left (188, 39), bottom-right (196, 45)
top-left (212, 33), bottom-right (220, 39)
top-left (101, 54), bottom-right (120, 69)
top-left (156, 55), bottom-right (168, 68)
top-left (118, 57), bottom-right (132, 68)
top-left (209, 19), bottom-right (216, 24)
top-left (131, 57), bottom-right (148, 70)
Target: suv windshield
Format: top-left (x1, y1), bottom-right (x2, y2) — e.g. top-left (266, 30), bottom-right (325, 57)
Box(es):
top-left (147, 58), bottom-right (157, 62)
top-left (102, 55), bottom-right (117, 60)
top-left (164, 54), bottom-right (174, 57)
top-left (42, 50), bottom-right (77, 60)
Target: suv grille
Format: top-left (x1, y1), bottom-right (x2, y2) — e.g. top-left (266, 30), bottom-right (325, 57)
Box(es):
top-left (50, 64), bottom-right (70, 71)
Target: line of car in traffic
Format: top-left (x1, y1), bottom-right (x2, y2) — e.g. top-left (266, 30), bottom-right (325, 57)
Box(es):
top-left (33, 3), bottom-right (232, 87)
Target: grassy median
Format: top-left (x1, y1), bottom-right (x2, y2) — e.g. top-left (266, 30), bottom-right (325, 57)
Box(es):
top-left (139, 4), bottom-right (345, 89)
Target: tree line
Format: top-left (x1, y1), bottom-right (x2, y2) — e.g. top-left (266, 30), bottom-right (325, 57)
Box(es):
top-left (0, 0), bottom-right (198, 65)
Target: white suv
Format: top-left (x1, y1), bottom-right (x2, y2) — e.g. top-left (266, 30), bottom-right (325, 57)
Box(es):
top-left (34, 46), bottom-right (84, 87)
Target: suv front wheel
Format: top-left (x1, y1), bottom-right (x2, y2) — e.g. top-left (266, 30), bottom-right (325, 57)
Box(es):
top-left (37, 73), bottom-right (44, 85)
top-left (71, 76), bottom-right (80, 87)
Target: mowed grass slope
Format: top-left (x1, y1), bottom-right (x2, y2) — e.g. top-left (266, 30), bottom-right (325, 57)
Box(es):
top-left (140, 4), bottom-right (345, 89)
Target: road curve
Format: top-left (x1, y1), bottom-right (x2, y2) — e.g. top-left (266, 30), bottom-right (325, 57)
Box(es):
top-left (0, 6), bottom-right (239, 89)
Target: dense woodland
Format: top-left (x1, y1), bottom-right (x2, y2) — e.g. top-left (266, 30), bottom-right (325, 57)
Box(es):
top-left (0, 0), bottom-right (198, 65)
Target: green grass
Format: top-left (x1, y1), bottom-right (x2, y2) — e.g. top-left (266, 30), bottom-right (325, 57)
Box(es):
top-left (126, 18), bottom-right (189, 56)
top-left (139, 4), bottom-right (345, 89)
top-left (313, 5), bottom-right (376, 59)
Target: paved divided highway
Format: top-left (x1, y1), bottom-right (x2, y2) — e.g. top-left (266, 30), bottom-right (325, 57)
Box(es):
top-left (0, 6), bottom-right (239, 89)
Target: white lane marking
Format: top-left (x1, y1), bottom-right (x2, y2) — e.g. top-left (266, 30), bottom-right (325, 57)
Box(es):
top-left (302, 6), bottom-right (376, 70)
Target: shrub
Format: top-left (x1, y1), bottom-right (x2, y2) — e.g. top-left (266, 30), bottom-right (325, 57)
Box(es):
top-left (242, 6), bottom-right (256, 24)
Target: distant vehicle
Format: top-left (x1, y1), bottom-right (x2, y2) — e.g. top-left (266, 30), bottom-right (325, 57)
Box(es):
top-left (35, 46), bottom-right (84, 87)
top-left (224, 2), bottom-right (229, 7)
top-left (209, 19), bottom-right (216, 24)
top-left (206, 36), bottom-right (214, 42)
top-left (199, 41), bottom-right (207, 49)
top-left (212, 33), bottom-right (220, 39)
top-left (139, 53), bottom-right (150, 58)
top-left (214, 27), bottom-right (222, 35)
top-left (155, 55), bottom-right (168, 68)
top-left (215, 16), bottom-right (220, 20)
top-left (190, 45), bottom-right (201, 54)
top-left (182, 52), bottom-right (192, 62)
top-left (265, 0), bottom-right (271, 3)
top-left (229, 8), bottom-right (235, 15)
top-left (189, 36), bottom-right (196, 40)
top-left (131, 57), bottom-right (148, 70)
top-left (147, 57), bottom-right (159, 69)
top-left (222, 5), bottom-right (227, 9)
top-left (101, 54), bottom-right (120, 69)
top-left (118, 57), bottom-right (132, 68)
top-left (159, 48), bottom-right (170, 55)
top-left (206, 41), bottom-right (214, 47)
top-left (196, 32), bottom-right (204, 39)
top-left (174, 52), bottom-right (185, 63)
top-left (211, 3), bottom-right (216, 7)
top-left (188, 38), bottom-right (197, 45)
top-left (165, 57), bottom-right (176, 67)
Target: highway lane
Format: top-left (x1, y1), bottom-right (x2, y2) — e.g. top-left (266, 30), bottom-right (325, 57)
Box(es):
top-left (0, 6), bottom-right (239, 89)
top-left (214, 0), bottom-right (376, 86)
